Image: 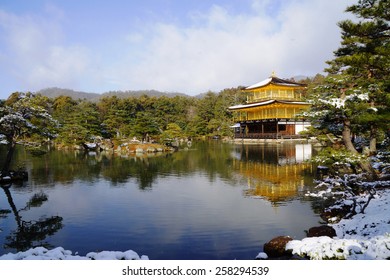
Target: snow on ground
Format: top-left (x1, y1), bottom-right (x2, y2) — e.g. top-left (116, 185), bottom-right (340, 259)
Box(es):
top-left (0, 247), bottom-right (149, 260)
top-left (286, 188), bottom-right (390, 260)
top-left (255, 152), bottom-right (390, 261)
top-left (276, 148), bottom-right (390, 260)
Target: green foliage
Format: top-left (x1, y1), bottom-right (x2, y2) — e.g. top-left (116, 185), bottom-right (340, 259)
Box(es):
top-left (0, 92), bottom-right (58, 174)
top-left (0, 92), bottom-right (58, 142)
top-left (312, 147), bottom-right (367, 167)
top-left (85, 88), bottom-right (242, 141)
top-left (133, 111), bottom-right (160, 139)
top-left (329, 0), bottom-right (389, 130)
top-left (2, 86), bottom-right (244, 147)
top-left (305, 74), bottom-right (371, 134)
top-left (52, 97), bottom-right (101, 145)
top-left (306, 0), bottom-right (389, 158)
top-left (161, 123), bottom-right (183, 140)
top-left (57, 123), bottom-right (89, 145)
top-left (187, 88), bottom-right (244, 137)
top-left (98, 96), bottom-right (135, 138)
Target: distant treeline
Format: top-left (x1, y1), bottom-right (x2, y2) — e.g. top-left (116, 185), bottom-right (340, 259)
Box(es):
top-left (3, 87), bottom-right (249, 145)
top-left (1, 72), bottom-right (318, 146)
top-left (37, 87), bottom-right (189, 102)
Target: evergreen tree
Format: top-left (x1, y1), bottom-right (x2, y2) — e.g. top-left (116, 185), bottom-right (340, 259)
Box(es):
top-left (306, 0), bottom-right (389, 179)
top-left (132, 111), bottom-right (160, 141)
top-left (73, 101), bottom-right (101, 137)
top-left (161, 123), bottom-right (183, 140)
top-left (98, 96), bottom-right (127, 138)
top-left (0, 93), bottom-right (58, 176)
top-left (326, 0), bottom-right (390, 153)
top-left (52, 95), bottom-right (77, 123)
top-left (53, 98), bottom-right (102, 145)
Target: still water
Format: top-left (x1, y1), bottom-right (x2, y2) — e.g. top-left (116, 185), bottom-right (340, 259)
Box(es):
top-left (0, 141), bottom-right (320, 259)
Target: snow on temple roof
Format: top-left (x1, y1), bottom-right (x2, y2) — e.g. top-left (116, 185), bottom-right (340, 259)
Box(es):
top-left (245, 76), bottom-right (306, 90)
top-left (228, 100), bottom-right (309, 110)
top-left (229, 100), bottom-right (275, 110)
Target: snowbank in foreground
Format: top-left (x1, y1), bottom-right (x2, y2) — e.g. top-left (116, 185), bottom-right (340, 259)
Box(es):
top-left (283, 188), bottom-right (390, 260)
top-left (0, 247), bottom-right (149, 260)
top-left (286, 234), bottom-right (390, 260)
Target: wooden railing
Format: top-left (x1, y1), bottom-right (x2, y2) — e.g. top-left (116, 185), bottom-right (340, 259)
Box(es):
top-left (234, 133), bottom-right (304, 139)
top-left (247, 92), bottom-right (302, 103)
top-left (232, 106), bottom-right (308, 122)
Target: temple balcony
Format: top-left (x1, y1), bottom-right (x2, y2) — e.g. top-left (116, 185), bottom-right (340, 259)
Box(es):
top-left (246, 90), bottom-right (303, 103)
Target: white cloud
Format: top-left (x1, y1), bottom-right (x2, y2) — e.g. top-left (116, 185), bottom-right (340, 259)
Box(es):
top-left (0, 0), bottom-right (356, 97)
top-left (115, 0), bottom-right (355, 94)
top-left (28, 45), bottom-right (90, 86)
top-left (0, 9), bottom-right (92, 93)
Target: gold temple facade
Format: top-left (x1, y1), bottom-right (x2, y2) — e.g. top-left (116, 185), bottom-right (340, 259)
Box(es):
top-left (229, 74), bottom-right (310, 139)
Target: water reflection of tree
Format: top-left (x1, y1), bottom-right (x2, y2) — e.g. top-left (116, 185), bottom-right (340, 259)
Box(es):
top-left (29, 149), bottom-right (104, 185)
top-left (0, 185), bottom-right (63, 252)
top-left (193, 141), bottom-right (239, 183)
top-left (3, 142), bottom-right (312, 193)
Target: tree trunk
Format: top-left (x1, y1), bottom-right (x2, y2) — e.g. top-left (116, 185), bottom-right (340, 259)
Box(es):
top-left (369, 125), bottom-right (377, 155)
top-left (1, 186), bottom-right (22, 228)
top-left (342, 119), bottom-right (377, 181)
top-left (1, 140), bottom-right (16, 176)
top-left (360, 160), bottom-right (378, 181)
top-left (342, 119), bottom-right (358, 154)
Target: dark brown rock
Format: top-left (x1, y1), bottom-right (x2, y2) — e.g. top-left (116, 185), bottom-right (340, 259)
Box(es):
top-left (307, 225), bottom-right (336, 238)
top-left (320, 205), bottom-right (351, 223)
top-left (263, 236), bottom-right (293, 258)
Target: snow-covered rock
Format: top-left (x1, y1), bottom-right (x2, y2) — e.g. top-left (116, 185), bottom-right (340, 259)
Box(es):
top-left (0, 247), bottom-right (149, 260)
top-left (286, 234), bottom-right (390, 260)
top-left (257, 178), bottom-right (390, 260)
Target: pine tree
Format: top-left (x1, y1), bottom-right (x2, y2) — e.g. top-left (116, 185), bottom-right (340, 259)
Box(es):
top-left (0, 93), bottom-right (58, 176)
top-left (326, 0), bottom-right (390, 154)
top-left (306, 0), bottom-right (389, 179)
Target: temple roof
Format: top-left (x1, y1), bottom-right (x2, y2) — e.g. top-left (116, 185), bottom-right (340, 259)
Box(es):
top-left (228, 99), bottom-right (309, 110)
top-left (245, 76), bottom-right (306, 90)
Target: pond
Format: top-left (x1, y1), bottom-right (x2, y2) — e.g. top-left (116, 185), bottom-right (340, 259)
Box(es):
top-left (0, 141), bottom-right (321, 260)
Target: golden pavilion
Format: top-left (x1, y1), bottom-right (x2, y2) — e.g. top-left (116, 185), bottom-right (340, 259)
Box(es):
top-left (229, 73), bottom-right (310, 139)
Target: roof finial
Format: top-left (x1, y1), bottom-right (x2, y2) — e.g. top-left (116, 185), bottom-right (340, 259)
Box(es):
top-left (271, 71), bottom-right (276, 77)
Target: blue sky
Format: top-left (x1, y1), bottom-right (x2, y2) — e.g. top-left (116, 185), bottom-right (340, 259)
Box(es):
top-left (0, 0), bottom-right (355, 99)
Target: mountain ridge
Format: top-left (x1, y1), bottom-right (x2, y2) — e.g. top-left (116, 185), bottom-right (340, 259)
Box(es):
top-left (37, 75), bottom-right (312, 101)
top-left (37, 87), bottom-right (190, 101)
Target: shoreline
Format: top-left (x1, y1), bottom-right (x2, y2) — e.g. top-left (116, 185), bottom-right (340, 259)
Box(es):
top-left (257, 161), bottom-right (390, 260)
top-left (228, 138), bottom-right (311, 144)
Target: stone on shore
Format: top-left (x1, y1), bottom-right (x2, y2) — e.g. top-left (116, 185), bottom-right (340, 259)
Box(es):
top-left (306, 225), bottom-right (336, 238)
top-left (263, 236), bottom-right (293, 258)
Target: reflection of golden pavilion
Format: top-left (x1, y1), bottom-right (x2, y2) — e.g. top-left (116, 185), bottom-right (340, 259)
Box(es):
top-left (234, 144), bottom-right (313, 204)
top-left (238, 161), bottom-right (312, 203)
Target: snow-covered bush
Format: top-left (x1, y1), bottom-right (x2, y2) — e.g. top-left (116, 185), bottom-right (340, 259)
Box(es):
top-left (312, 147), bottom-right (367, 174)
top-left (306, 173), bottom-right (377, 222)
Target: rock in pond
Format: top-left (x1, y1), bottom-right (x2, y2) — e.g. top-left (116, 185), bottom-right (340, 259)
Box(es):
top-left (306, 225), bottom-right (336, 238)
top-left (263, 236), bottom-right (293, 258)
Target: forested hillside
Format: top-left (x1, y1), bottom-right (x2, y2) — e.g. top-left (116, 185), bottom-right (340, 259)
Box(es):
top-left (38, 87), bottom-right (189, 102)
top-left (1, 87), bottom-right (246, 147)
